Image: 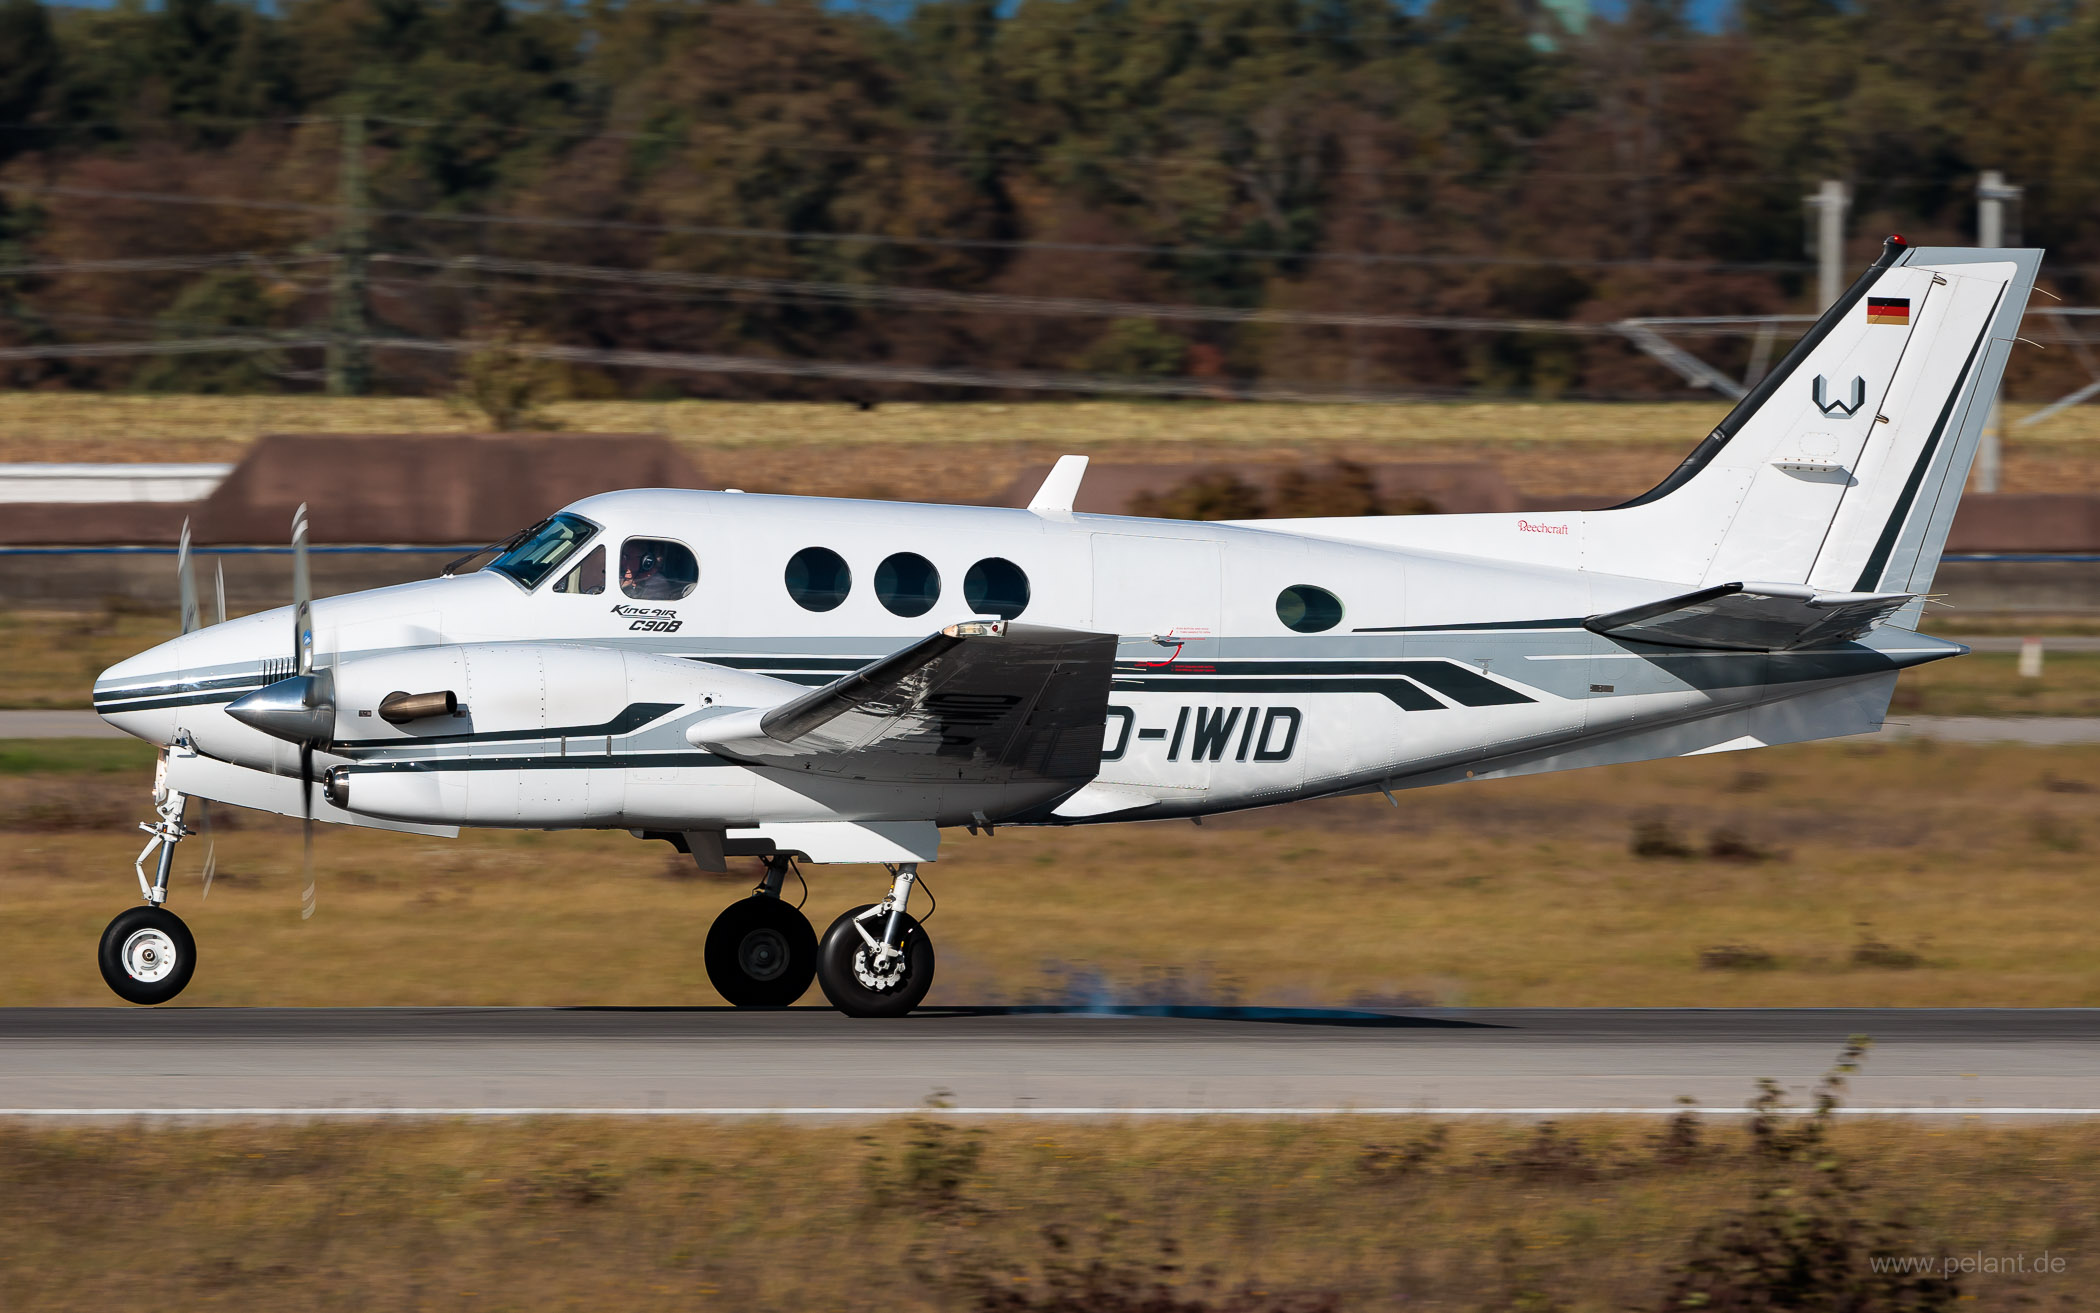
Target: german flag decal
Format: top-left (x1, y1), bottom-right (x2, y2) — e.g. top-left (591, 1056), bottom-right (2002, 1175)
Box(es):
top-left (1866, 296), bottom-right (1911, 325)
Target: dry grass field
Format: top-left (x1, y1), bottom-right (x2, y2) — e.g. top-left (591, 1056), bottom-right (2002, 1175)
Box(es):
top-left (2, 1111), bottom-right (2094, 1311)
top-left (1, 394), bottom-right (2096, 503)
top-left (3, 736), bottom-right (2096, 1009)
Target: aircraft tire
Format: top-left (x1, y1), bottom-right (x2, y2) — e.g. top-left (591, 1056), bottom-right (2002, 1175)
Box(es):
top-left (704, 896), bottom-right (819, 1007)
top-left (816, 903), bottom-right (935, 1018)
top-left (97, 905), bottom-right (197, 1006)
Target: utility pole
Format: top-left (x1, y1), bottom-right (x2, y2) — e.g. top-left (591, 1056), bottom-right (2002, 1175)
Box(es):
top-left (1973, 170), bottom-right (2023, 494)
top-left (1805, 179), bottom-right (1848, 310)
top-left (326, 107), bottom-right (369, 397)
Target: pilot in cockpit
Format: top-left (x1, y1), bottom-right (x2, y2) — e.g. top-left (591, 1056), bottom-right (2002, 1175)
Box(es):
top-left (620, 539), bottom-right (685, 601)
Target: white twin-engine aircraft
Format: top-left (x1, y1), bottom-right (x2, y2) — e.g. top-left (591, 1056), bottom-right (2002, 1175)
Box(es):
top-left (93, 238), bottom-right (2037, 1016)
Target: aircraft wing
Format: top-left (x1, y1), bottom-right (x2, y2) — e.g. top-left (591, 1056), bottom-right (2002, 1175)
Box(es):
top-left (686, 621), bottom-right (1118, 787)
top-left (1584, 582), bottom-right (1916, 652)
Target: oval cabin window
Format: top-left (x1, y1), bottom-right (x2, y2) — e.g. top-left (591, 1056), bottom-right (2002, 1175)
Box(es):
top-left (963, 557), bottom-right (1030, 619)
top-left (784, 547), bottom-right (852, 612)
top-left (1275, 584), bottom-right (1343, 633)
top-left (874, 552), bottom-right (941, 617)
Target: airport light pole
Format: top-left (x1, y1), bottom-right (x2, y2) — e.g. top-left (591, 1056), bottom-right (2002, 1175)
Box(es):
top-left (1806, 180), bottom-right (1849, 311)
top-left (1974, 170), bottom-right (2022, 494)
top-left (326, 108), bottom-right (370, 398)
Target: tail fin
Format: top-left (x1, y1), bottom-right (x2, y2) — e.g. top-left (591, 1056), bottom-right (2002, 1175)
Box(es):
top-left (1584, 236), bottom-right (2038, 619)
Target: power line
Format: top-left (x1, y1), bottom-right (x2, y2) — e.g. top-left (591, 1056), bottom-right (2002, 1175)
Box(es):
top-left (0, 180), bottom-right (1813, 273)
top-left (373, 253), bottom-right (1635, 333)
top-left (0, 252), bottom-right (330, 279)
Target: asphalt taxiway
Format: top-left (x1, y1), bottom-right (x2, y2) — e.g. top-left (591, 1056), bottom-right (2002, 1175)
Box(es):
top-left (4, 1007), bottom-right (2097, 1117)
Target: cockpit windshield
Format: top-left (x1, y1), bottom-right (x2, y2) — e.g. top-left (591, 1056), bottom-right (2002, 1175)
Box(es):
top-left (485, 513), bottom-right (599, 590)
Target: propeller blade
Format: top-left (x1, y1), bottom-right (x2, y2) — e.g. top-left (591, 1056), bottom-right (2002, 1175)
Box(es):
top-left (299, 742), bottom-right (316, 921)
top-left (214, 559), bottom-right (227, 626)
top-left (198, 800), bottom-right (217, 901)
top-left (292, 503), bottom-right (313, 677)
top-left (291, 503), bottom-right (318, 922)
top-left (177, 519), bottom-right (200, 635)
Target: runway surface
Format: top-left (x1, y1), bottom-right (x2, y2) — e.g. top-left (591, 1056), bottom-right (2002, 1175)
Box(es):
top-left (12, 710), bottom-right (2100, 744)
top-left (6, 1007), bottom-right (2099, 1117)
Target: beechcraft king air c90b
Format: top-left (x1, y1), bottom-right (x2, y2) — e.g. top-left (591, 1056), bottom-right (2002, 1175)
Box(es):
top-left (92, 238), bottom-right (2037, 1016)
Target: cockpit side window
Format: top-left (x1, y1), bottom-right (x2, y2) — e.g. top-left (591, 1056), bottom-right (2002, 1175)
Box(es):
top-left (552, 544), bottom-right (605, 595)
top-left (486, 513), bottom-right (599, 591)
top-left (620, 537), bottom-right (698, 601)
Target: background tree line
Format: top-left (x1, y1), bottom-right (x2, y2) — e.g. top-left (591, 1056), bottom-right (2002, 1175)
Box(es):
top-left (0, 0), bottom-right (2095, 401)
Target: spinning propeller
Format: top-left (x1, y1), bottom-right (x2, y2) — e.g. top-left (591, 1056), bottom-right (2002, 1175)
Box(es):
top-left (223, 503), bottom-right (329, 919)
top-left (176, 522), bottom-right (221, 899)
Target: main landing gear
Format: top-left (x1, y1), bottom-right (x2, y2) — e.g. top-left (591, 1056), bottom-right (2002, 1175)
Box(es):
top-left (816, 865), bottom-right (935, 1019)
top-left (700, 859), bottom-right (937, 1017)
top-left (704, 856), bottom-right (820, 1008)
top-left (98, 762), bottom-right (198, 1006)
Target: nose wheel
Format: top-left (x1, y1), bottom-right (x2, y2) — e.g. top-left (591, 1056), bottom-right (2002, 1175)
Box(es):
top-left (98, 906), bottom-right (197, 1006)
top-left (704, 895), bottom-right (819, 1007)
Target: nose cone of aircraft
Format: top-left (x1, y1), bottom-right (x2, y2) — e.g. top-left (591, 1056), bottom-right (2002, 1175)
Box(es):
top-left (93, 633), bottom-right (190, 747)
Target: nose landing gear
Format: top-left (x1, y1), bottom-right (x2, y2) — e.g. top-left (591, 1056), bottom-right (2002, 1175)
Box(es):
top-left (99, 757), bottom-right (198, 1005)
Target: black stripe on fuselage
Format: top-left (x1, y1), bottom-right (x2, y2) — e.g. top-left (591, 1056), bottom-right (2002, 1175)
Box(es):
top-left (93, 686), bottom-right (263, 714)
top-left (331, 702), bottom-right (682, 751)
top-left (1116, 676), bottom-right (1445, 711)
top-left (1350, 619), bottom-right (1586, 634)
top-left (1113, 660), bottom-right (1536, 707)
top-left (340, 750), bottom-right (731, 775)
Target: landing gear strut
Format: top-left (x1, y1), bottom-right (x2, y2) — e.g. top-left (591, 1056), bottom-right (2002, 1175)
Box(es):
top-left (703, 856), bottom-right (819, 1007)
top-left (98, 757), bottom-right (198, 1005)
top-left (816, 864), bottom-right (936, 1018)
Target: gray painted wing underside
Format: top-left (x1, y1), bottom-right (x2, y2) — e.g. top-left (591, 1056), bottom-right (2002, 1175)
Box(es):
top-left (725, 623), bottom-right (1119, 787)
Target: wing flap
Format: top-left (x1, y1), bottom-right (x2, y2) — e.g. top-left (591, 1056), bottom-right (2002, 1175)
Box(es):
top-left (1585, 582), bottom-right (1914, 652)
top-left (687, 620), bottom-right (1118, 787)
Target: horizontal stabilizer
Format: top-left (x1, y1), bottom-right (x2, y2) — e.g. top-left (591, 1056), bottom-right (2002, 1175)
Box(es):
top-left (1584, 582), bottom-right (1914, 652)
top-left (688, 620), bottom-right (1117, 790)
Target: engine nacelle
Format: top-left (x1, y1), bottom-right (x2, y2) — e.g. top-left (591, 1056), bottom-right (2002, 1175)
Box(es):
top-left (205, 643), bottom-right (797, 829)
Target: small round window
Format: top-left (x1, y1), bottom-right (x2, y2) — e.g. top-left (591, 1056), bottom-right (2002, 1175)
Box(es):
top-left (619, 538), bottom-right (698, 601)
top-left (1276, 584), bottom-right (1343, 633)
top-left (784, 546), bottom-right (852, 612)
top-left (874, 552), bottom-right (941, 617)
top-left (964, 557), bottom-right (1030, 619)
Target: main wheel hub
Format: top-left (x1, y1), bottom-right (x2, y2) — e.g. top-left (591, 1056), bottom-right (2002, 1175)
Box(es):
top-left (121, 928), bottom-right (179, 983)
top-left (737, 928), bottom-right (790, 982)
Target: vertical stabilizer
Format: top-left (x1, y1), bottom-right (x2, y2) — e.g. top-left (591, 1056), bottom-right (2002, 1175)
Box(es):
top-left (1573, 237), bottom-right (2038, 612)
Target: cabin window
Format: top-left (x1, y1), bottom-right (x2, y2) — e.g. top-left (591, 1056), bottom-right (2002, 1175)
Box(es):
top-left (486, 512), bottom-right (597, 590)
top-left (552, 544), bottom-right (605, 595)
top-left (784, 546), bottom-right (852, 612)
top-left (1276, 584), bottom-right (1343, 633)
top-left (619, 538), bottom-right (698, 601)
top-left (964, 557), bottom-right (1029, 619)
top-left (874, 552), bottom-right (941, 617)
